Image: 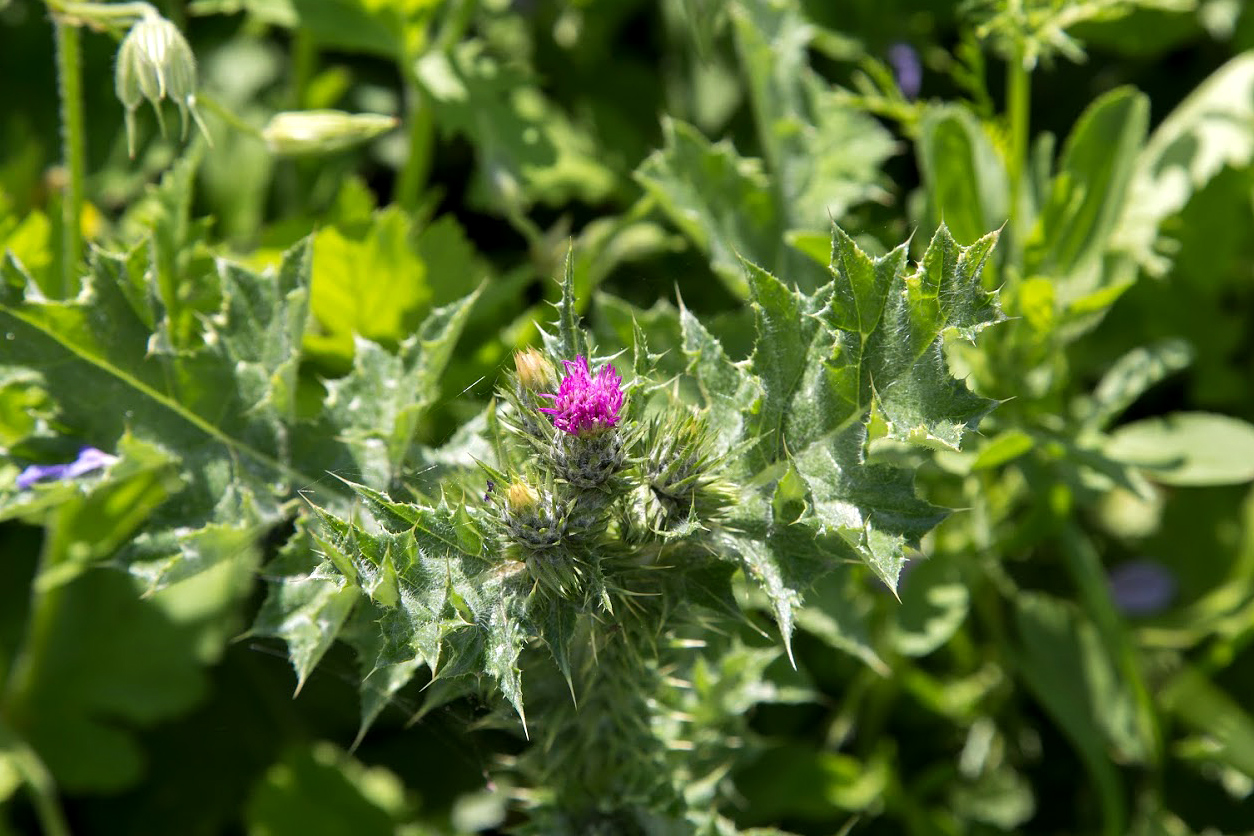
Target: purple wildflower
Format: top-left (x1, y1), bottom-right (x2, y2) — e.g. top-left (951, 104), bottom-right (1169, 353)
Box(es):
top-left (539, 356), bottom-right (624, 437)
top-left (15, 446), bottom-right (117, 490)
top-left (887, 42), bottom-right (922, 100)
top-left (1108, 559), bottom-right (1177, 617)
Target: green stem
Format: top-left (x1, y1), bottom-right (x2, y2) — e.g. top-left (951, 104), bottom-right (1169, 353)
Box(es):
top-left (53, 19), bottom-right (85, 299)
top-left (197, 94), bottom-right (264, 140)
top-left (3, 543), bottom-right (69, 722)
top-left (394, 80), bottom-right (433, 211)
top-left (394, 0), bottom-right (477, 210)
top-left (0, 718), bottom-right (71, 836)
top-left (1004, 42), bottom-right (1031, 264)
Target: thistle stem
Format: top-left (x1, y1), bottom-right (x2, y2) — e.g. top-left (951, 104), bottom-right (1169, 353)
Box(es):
top-left (53, 18), bottom-right (85, 298)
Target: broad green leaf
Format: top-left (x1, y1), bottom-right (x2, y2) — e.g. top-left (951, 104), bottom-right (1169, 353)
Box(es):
top-left (245, 741), bottom-right (412, 836)
top-left (636, 117), bottom-right (781, 298)
top-left (1104, 412), bottom-right (1254, 485)
top-left (2, 556), bottom-right (254, 792)
top-left (1026, 86), bottom-right (1149, 306)
top-left (307, 207), bottom-right (433, 364)
top-left (0, 238), bottom-right (478, 593)
top-left (0, 244), bottom-right (312, 589)
top-left (916, 104), bottom-right (1011, 247)
top-left (1112, 53), bottom-right (1254, 275)
top-left (890, 555), bottom-right (970, 657)
top-left (415, 41), bottom-right (616, 212)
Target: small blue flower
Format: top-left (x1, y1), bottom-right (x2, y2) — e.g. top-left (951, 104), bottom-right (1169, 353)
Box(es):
top-left (887, 42), bottom-right (922, 100)
top-left (16, 447), bottom-right (117, 490)
top-left (1107, 559), bottom-right (1176, 616)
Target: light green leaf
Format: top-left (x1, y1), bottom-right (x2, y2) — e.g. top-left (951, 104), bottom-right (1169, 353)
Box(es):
top-left (245, 741), bottom-right (412, 836)
top-left (636, 117), bottom-right (781, 298)
top-left (1104, 412), bottom-right (1254, 485)
top-left (916, 104), bottom-right (1011, 247)
top-left (1026, 86), bottom-right (1148, 306)
top-left (307, 207), bottom-right (432, 364)
top-left (1113, 52), bottom-right (1254, 275)
top-left (415, 41), bottom-right (616, 211)
top-left (890, 555), bottom-right (970, 657)
top-left (729, 0), bottom-right (893, 232)
top-left (1086, 338), bottom-right (1194, 430)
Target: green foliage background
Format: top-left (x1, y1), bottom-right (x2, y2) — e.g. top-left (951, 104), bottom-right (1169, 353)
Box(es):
top-left (2, 0), bottom-right (1254, 833)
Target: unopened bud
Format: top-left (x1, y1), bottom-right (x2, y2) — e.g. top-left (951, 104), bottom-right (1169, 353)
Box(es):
top-left (513, 347), bottom-right (555, 391)
top-left (506, 481), bottom-right (541, 513)
top-left (261, 110), bottom-right (397, 156)
top-left (115, 15), bottom-right (208, 157)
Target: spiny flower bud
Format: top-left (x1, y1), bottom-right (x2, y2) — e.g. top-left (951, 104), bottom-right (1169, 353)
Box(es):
top-left (506, 481), bottom-right (540, 513)
top-left (498, 480), bottom-right (565, 551)
top-left (642, 409), bottom-right (728, 531)
top-left (115, 14), bottom-right (208, 157)
top-left (513, 347), bottom-right (555, 392)
top-left (261, 110), bottom-right (398, 156)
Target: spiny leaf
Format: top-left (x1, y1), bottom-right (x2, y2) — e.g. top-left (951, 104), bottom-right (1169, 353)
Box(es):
top-left (539, 249), bottom-right (589, 362)
top-left (291, 491), bottom-right (534, 732)
top-left (320, 290), bottom-right (480, 487)
top-left (685, 222), bottom-right (1002, 628)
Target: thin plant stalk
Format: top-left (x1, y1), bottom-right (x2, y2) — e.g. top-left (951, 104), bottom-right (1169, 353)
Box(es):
top-left (1004, 41), bottom-right (1031, 265)
top-left (0, 720), bottom-right (71, 836)
top-left (53, 19), bottom-right (84, 298)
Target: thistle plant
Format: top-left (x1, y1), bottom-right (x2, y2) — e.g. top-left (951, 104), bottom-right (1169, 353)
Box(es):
top-left (246, 223), bottom-right (1003, 830)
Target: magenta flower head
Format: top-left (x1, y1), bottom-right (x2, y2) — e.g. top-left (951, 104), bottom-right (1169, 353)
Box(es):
top-left (539, 356), bottom-right (624, 437)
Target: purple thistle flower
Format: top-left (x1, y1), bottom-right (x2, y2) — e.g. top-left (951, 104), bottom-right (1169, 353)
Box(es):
top-left (16, 446), bottom-right (117, 490)
top-left (539, 356), bottom-right (624, 437)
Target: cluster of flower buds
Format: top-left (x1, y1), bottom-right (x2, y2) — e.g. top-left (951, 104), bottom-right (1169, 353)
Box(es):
top-left (486, 339), bottom-right (730, 600)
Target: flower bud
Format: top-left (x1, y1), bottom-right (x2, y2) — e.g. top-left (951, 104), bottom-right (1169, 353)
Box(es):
top-left (506, 481), bottom-right (540, 513)
top-left (642, 409), bottom-right (729, 531)
top-left (513, 347), bottom-right (555, 392)
top-left (499, 480), bottom-right (565, 551)
top-left (115, 15), bottom-right (208, 157)
top-left (261, 110), bottom-right (398, 156)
